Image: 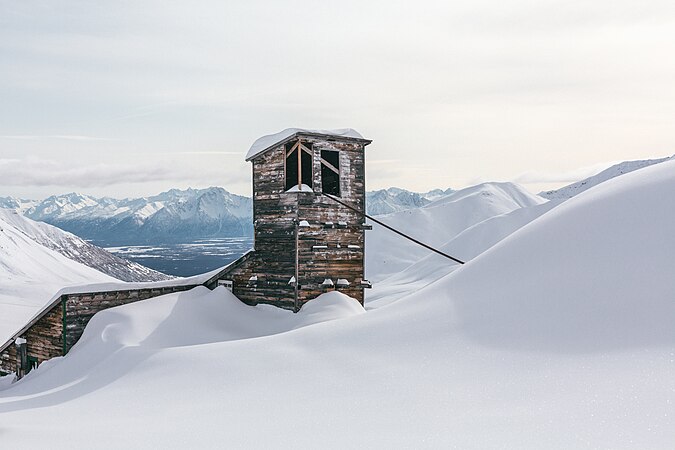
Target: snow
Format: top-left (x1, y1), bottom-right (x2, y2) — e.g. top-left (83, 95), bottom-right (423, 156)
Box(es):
top-left (1, 160), bottom-right (674, 448)
top-left (285, 183), bottom-right (313, 193)
top-left (298, 220), bottom-right (310, 227)
top-left (0, 213), bottom-right (116, 345)
top-left (0, 209), bottom-right (170, 283)
top-left (245, 128), bottom-right (365, 161)
top-left (366, 181), bottom-right (546, 281)
top-left (540, 155), bottom-right (673, 200)
top-left (368, 200), bottom-right (560, 306)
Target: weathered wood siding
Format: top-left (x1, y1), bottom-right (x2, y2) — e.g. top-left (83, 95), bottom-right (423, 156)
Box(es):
top-left (246, 144), bottom-right (299, 309)
top-left (0, 304), bottom-right (63, 375)
top-left (298, 138), bottom-right (366, 306)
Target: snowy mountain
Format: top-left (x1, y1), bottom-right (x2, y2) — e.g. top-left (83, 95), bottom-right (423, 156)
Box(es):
top-left (366, 182), bottom-right (546, 281)
top-left (365, 187), bottom-right (454, 215)
top-left (539, 155), bottom-right (673, 200)
top-left (0, 214), bottom-right (117, 344)
top-left (0, 209), bottom-right (171, 282)
top-left (1, 160), bottom-right (673, 448)
top-left (0, 196), bottom-right (36, 212)
top-left (4, 187), bottom-right (254, 246)
top-left (2, 186), bottom-right (453, 246)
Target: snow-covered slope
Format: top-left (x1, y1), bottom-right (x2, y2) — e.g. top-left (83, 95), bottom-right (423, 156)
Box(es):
top-left (10, 187), bottom-right (253, 246)
top-left (0, 216), bottom-right (116, 345)
top-left (540, 155), bottom-right (673, 200)
top-left (0, 209), bottom-right (170, 282)
top-left (444, 158), bottom-right (675, 351)
top-left (366, 182), bottom-right (546, 281)
top-left (367, 200), bottom-right (560, 306)
top-left (1, 159), bottom-right (673, 449)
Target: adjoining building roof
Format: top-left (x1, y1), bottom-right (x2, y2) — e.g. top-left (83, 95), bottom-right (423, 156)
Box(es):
top-left (0, 250), bottom-right (255, 355)
top-left (245, 128), bottom-right (371, 161)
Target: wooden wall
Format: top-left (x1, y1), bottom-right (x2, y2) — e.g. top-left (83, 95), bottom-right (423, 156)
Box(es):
top-left (0, 305), bottom-right (63, 375)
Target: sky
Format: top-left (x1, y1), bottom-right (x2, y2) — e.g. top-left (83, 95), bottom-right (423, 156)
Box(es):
top-left (1, 0), bottom-right (674, 199)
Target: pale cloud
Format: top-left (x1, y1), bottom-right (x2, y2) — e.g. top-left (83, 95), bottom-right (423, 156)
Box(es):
top-left (0, 135), bottom-right (115, 141)
top-left (0, 157), bottom-right (248, 190)
top-left (1, 1), bottom-right (674, 198)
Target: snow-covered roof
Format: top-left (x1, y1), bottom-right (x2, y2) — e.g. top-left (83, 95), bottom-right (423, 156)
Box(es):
top-left (0, 250), bottom-right (255, 355)
top-left (245, 128), bottom-right (370, 161)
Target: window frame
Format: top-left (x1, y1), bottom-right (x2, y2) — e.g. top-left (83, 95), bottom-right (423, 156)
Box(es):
top-left (320, 149), bottom-right (341, 196)
top-left (284, 139), bottom-right (313, 191)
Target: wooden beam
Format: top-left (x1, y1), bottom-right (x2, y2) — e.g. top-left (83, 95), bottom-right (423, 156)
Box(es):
top-left (286, 141), bottom-right (300, 156)
top-left (297, 138), bottom-right (302, 189)
top-left (321, 158), bottom-right (339, 174)
top-left (300, 143), bottom-right (313, 157)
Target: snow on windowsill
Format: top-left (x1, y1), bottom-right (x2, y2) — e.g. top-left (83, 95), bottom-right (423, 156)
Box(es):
top-left (285, 184), bottom-right (314, 193)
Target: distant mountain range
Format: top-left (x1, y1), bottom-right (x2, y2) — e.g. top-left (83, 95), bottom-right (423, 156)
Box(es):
top-left (3, 155), bottom-right (671, 253)
top-left (1, 187), bottom-right (253, 246)
top-left (539, 156), bottom-right (674, 200)
top-left (365, 187), bottom-right (454, 215)
top-left (0, 186), bottom-right (455, 247)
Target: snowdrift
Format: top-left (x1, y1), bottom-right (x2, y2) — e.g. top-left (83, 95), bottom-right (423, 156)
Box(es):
top-left (433, 159), bottom-right (675, 352)
top-left (1, 162), bottom-right (673, 449)
top-left (368, 200), bottom-right (560, 306)
top-left (1, 288), bottom-right (364, 396)
top-left (366, 182), bottom-right (545, 281)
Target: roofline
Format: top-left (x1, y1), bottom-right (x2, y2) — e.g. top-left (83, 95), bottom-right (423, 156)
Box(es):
top-left (245, 131), bottom-right (372, 162)
top-left (0, 249), bottom-right (257, 355)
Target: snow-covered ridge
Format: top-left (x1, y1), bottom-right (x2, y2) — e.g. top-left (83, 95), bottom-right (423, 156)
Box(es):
top-left (540, 155), bottom-right (674, 200)
top-left (365, 187), bottom-right (455, 215)
top-left (0, 209), bottom-right (170, 282)
top-left (366, 181), bottom-right (546, 282)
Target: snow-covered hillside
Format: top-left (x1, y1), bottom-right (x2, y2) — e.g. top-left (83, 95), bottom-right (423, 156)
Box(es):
top-left (540, 155), bottom-right (673, 200)
top-left (0, 215), bottom-right (116, 345)
top-left (367, 199), bottom-right (560, 306)
top-left (0, 209), bottom-right (171, 282)
top-left (366, 182), bottom-right (546, 281)
top-left (1, 159), bottom-right (673, 449)
top-left (2, 187), bottom-right (253, 246)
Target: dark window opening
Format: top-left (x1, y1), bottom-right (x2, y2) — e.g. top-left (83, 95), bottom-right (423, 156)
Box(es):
top-left (285, 140), bottom-right (313, 191)
top-left (26, 355), bottom-right (38, 374)
top-left (321, 150), bottom-right (340, 196)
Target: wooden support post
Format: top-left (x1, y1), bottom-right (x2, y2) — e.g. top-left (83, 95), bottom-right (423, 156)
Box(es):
top-left (297, 138), bottom-right (302, 190)
top-left (294, 218), bottom-right (299, 312)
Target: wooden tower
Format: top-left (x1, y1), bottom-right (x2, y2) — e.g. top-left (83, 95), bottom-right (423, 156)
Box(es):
top-left (240, 128), bottom-right (372, 310)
